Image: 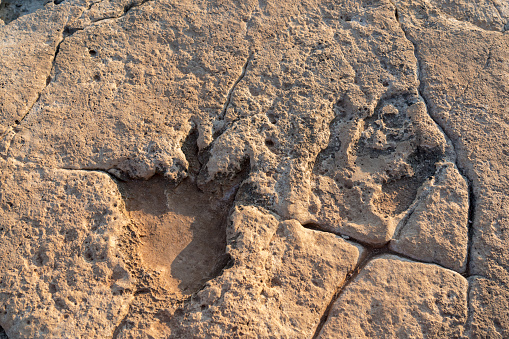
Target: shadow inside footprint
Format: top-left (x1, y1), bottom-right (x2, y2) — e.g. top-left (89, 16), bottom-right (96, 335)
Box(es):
top-left (0, 0), bottom-right (56, 24)
top-left (118, 176), bottom-right (232, 295)
top-left (0, 325), bottom-right (8, 339)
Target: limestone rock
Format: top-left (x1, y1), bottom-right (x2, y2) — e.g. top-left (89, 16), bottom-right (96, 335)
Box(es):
top-left (318, 255), bottom-right (468, 338)
top-left (117, 205), bottom-right (364, 338)
top-left (0, 1), bottom-right (79, 135)
top-left (0, 159), bottom-right (132, 338)
top-left (0, 0), bottom-right (508, 336)
top-left (467, 276), bottom-right (509, 338)
top-left (4, 0), bottom-right (460, 248)
top-left (0, 0), bottom-right (141, 137)
top-left (0, 0), bottom-right (51, 25)
top-left (394, 0), bottom-right (509, 333)
top-left (390, 162), bottom-right (469, 272)
top-left (309, 96), bottom-right (456, 244)
top-left (427, 0), bottom-right (509, 32)
top-left (5, 0), bottom-right (251, 181)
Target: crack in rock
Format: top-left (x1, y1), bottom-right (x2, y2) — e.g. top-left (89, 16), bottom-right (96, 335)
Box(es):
top-left (0, 0), bottom-right (499, 337)
top-left (316, 253), bottom-right (469, 338)
top-left (391, 3), bottom-right (475, 276)
top-left (307, 4), bottom-right (474, 333)
top-left (220, 54), bottom-right (253, 121)
top-left (310, 245), bottom-right (383, 339)
top-left (13, 0), bottom-right (154, 129)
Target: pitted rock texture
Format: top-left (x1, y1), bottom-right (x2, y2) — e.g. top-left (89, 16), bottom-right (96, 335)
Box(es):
top-left (0, 0), bottom-right (507, 337)
top-left (0, 159), bottom-right (132, 338)
top-left (0, 0), bottom-right (50, 25)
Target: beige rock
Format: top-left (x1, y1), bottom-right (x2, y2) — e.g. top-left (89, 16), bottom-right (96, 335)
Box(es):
top-left (117, 176), bottom-right (234, 296)
top-left (0, 0), bottom-right (155, 137)
top-left (4, 0), bottom-right (458, 248)
top-left (427, 0), bottom-right (509, 32)
top-left (390, 162), bottom-right (469, 272)
top-left (0, 0), bottom-right (50, 25)
top-left (166, 205), bottom-right (363, 338)
top-left (318, 255), bottom-right (468, 338)
top-left (467, 276), bottom-right (509, 338)
top-left (0, 158), bottom-right (132, 338)
top-left (394, 0), bottom-right (509, 333)
top-left (394, 0), bottom-right (509, 281)
top-left (0, 1), bottom-right (80, 136)
top-left (0, 0), bottom-right (507, 336)
top-left (278, 2), bottom-right (460, 245)
top-left (5, 0), bottom-right (252, 181)
top-left (309, 95), bottom-right (456, 244)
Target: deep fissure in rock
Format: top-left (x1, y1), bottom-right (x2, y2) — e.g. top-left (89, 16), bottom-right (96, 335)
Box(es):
top-left (308, 229), bottom-right (463, 337)
top-left (391, 3), bottom-right (476, 276)
top-left (219, 53), bottom-right (252, 120)
top-left (311, 244), bottom-right (390, 339)
top-left (465, 183), bottom-right (476, 277)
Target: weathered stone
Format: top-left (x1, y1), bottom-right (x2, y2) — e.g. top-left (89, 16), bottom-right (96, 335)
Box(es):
top-left (0, 1), bottom-right (78, 136)
top-left (427, 0), bottom-right (509, 32)
top-left (3, 0), bottom-right (460, 248)
top-left (115, 205), bottom-right (363, 338)
top-left (318, 255), bottom-right (468, 338)
top-left (0, 0), bottom-right (508, 336)
top-left (467, 276), bottom-right (509, 338)
top-left (0, 0), bottom-right (50, 25)
top-left (309, 95), bottom-right (456, 244)
top-left (0, 158), bottom-right (132, 338)
top-left (5, 0), bottom-right (251, 181)
top-left (0, 0), bottom-right (155, 141)
top-left (393, 0), bottom-right (509, 334)
top-left (390, 162), bottom-right (469, 272)
top-left (117, 176), bottom-right (234, 296)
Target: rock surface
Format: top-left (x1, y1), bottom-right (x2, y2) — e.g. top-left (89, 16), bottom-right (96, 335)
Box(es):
top-left (167, 206), bottom-right (363, 338)
top-left (390, 161), bottom-right (469, 272)
top-left (0, 159), bottom-right (132, 338)
top-left (317, 255), bottom-right (468, 338)
top-left (0, 0), bottom-right (507, 337)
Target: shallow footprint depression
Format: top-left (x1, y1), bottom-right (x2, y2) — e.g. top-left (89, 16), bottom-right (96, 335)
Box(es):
top-left (118, 176), bottom-right (231, 296)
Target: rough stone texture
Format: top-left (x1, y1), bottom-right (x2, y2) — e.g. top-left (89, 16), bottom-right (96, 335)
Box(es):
top-left (0, 1), bottom-right (79, 135)
top-left (166, 206), bottom-right (363, 338)
top-left (318, 255), bottom-right (468, 339)
top-left (0, 0), bottom-right (143, 138)
top-left (4, 0), bottom-right (459, 247)
top-left (0, 0), bottom-right (50, 25)
top-left (393, 0), bottom-right (509, 335)
top-left (427, 0), bottom-right (509, 32)
top-left (468, 276), bottom-right (509, 338)
top-left (390, 161), bottom-right (469, 272)
top-left (0, 158), bottom-right (133, 338)
top-left (109, 205), bottom-right (362, 338)
top-left (4, 0), bottom-right (252, 180)
top-left (0, 0), bottom-right (507, 337)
